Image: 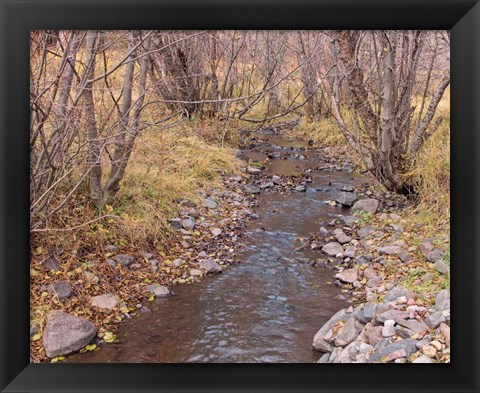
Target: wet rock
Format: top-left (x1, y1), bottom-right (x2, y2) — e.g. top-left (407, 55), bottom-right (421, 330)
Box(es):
top-left (295, 185), bottom-right (307, 192)
top-left (341, 184), bottom-right (355, 192)
top-left (46, 281), bottom-right (72, 300)
top-left (322, 242), bottom-right (344, 256)
top-left (42, 310), bottom-right (97, 358)
top-left (335, 318), bottom-right (364, 347)
top-left (335, 191), bottom-right (358, 207)
top-left (42, 258), bottom-right (61, 272)
top-left (199, 258), bottom-right (222, 273)
top-left (352, 199), bottom-right (380, 215)
top-left (434, 290), bottom-right (450, 312)
top-left (115, 254), bottom-right (134, 266)
top-left (203, 197), bottom-right (218, 209)
top-left (434, 261), bottom-right (449, 275)
top-left (244, 185), bottom-right (261, 194)
top-left (377, 245), bottom-right (400, 255)
top-left (146, 284), bottom-right (170, 298)
top-left (181, 217), bottom-right (195, 230)
top-left (335, 269), bottom-right (358, 284)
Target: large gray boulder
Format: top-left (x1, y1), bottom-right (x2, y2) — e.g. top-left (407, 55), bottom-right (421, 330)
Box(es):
top-left (42, 311), bottom-right (97, 358)
top-left (352, 199), bottom-right (380, 215)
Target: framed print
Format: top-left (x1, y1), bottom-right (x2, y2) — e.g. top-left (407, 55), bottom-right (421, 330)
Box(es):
top-left (1, 0), bottom-right (479, 392)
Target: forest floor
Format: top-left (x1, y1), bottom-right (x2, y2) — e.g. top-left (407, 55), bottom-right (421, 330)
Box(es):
top-left (30, 121), bottom-right (450, 363)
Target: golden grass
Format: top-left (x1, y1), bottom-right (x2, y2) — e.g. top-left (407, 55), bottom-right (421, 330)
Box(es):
top-left (290, 116), bottom-right (346, 146)
top-left (109, 126), bottom-right (241, 248)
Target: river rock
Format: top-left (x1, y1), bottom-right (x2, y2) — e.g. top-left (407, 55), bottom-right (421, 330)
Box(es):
top-left (370, 338), bottom-right (418, 362)
top-left (335, 317), bottom-right (364, 347)
top-left (352, 199), bottom-right (380, 215)
top-left (363, 323), bottom-right (383, 346)
top-left (312, 309), bottom-right (348, 352)
top-left (333, 229), bottom-right (351, 244)
top-left (244, 185), bottom-right (260, 194)
top-left (146, 284), bottom-right (170, 297)
top-left (115, 254), bottom-right (134, 266)
top-left (199, 258), bottom-right (222, 273)
top-left (394, 317), bottom-right (428, 335)
top-left (181, 218), bottom-right (195, 230)
top-left (434, 261), bottom-right (449, 275)
top-left (377, 245), bottom-right (400, 255)
top-left (169, 218), bottom-right (183, 229)
top-left (203, 197), bottom-right (218, 209)
top-left (46, 281), bottom-right (72, 300)
top-left (335, 191), bottom-right (358, 207)
top-left (357, 226), bottom-right (374, 239)
top-left (247, 166), bottom-right (262, 174)
top-left (425, 311), bottom-right (446, 329)
top-left (419, 242), bottom-right (434, 257)
top-left (413, 354), bottom-right (434, 363)
top-left (341, 184), bottom-right (355, 192)
top-left (42, 310), bottom-right (97, 358)
top-left (295, 185), bottom-right (307, 192)
top-left (190, 269), bottom-right (202, 276)
top-left (335, 269), bottom-right (358, 284)
top-left (427, 248), bottom-right (444, 262)
top-left (383, 286), bottom-right (413, 303)
top-left (322, 242), bottom-right (344, 256)
top-left (398, 251), bottom-right (412, 263)
top-left (434, 290), bottom-right (450, 312)
top-left (91, 293), bottom-right (119, 310)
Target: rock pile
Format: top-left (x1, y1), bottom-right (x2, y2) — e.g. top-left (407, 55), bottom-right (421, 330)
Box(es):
top-left (313, 288), bottom-right (450, 363)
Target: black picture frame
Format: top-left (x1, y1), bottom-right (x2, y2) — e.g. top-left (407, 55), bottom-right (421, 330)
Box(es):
top-left (1, 0), bottom-right (479, 392)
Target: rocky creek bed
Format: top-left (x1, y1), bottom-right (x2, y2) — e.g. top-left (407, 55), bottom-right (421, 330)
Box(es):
top-left (32, 126), bottom-right (450, 363)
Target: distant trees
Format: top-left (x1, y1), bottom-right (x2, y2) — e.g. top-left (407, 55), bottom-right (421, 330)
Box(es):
top-left (29, 30), bottom-right (449, 230)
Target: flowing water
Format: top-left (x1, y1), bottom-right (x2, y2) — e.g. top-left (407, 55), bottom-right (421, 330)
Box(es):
top-left (69, 133), bottom-right (368, 363)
